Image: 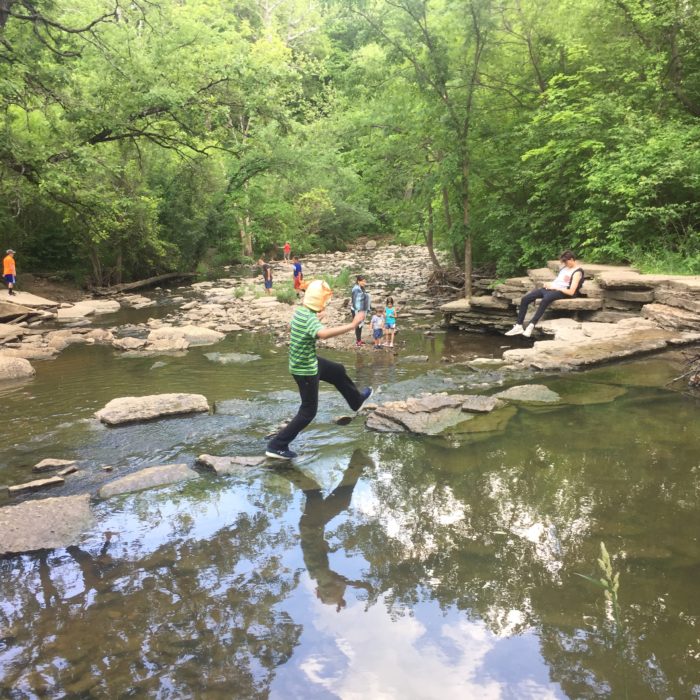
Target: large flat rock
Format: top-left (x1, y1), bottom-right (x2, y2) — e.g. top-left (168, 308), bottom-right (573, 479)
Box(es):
top-left (503, 326), bottom-right (685, 370)
top-left (1, 291), bottom-right (60, 309)
top-left (57, 299), bottom-right (121, 320)
top-left (99, 463), bottom-right (197, 498)
top-left (95, 393), bottom-right (210, 425)
top-left (0, 494), bottom-right (94, 554)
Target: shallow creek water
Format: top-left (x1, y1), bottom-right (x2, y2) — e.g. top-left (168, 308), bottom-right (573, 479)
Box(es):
top-left (1, 302), bottom-right (699, 699)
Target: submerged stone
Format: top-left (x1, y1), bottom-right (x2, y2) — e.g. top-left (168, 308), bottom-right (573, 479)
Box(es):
top-left (553, 381), bottom-right (628, 405)
top-left (204, 352), bottom-right (261, 364)
top-left (0, 494), bottom-right (94, 554)
top-left (493, 384), bottom-right (561, 403)
top-left (99, 463), bottom-right (197, 498)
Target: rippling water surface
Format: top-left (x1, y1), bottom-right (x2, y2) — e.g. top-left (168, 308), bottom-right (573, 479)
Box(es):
top-left (1, 303), bottom-right (699, 699)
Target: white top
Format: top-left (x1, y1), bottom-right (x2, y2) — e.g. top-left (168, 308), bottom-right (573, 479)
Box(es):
top-left (551, 266), bottom-right (577, 290)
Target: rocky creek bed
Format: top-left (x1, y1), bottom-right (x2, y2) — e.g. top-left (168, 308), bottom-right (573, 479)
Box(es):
top-left (1, 244), bottom-right (699, 555)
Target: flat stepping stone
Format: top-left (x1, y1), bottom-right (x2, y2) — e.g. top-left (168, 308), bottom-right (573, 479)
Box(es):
top-left (99, 463), bottom-right (196, 498)
top-left (493, 384), bottom-right (561, 403)
top-left (0, 494), bottom-right (94, 554)
top-left (33, 458), bottom-right (77, 473)
top-left (95, 392), bottom-right (209, 425)
top-left (7, 476), bottom-right (65, 495)
top-left (196, 454), bottom-right (266, 475)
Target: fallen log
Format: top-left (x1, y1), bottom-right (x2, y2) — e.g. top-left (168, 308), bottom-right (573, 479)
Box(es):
top-left (90, 272), bottom-right (197, 296)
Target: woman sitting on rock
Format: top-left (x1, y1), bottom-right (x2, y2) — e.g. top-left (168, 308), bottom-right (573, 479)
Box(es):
top-left (505, 250), bottom-right (584, 337)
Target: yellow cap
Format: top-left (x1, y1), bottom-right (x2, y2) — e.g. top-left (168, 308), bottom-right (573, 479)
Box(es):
top-left (303, 279), bottom-right (332, 311)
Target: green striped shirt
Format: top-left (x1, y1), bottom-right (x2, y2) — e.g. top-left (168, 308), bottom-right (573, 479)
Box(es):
top-left (289, 306), bottom-right (323, 375)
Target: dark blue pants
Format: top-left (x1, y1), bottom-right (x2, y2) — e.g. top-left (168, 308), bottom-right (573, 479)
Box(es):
top-left (517, 288), bottom-right (566, 326)
top-left (267, 357), bottom-right (364, 451)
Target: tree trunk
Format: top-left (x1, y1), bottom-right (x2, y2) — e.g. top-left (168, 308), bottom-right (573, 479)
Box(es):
top-left (238, 215), bottom-right (253, 258)
top-left (425, 200), bottom-right (442, 269)
top-left (462, 160), bottom-right (472, 299)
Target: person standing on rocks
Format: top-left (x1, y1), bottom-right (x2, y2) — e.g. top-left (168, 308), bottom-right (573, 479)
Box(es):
top-left (266, 279), bottom-right (373, 460)
top-left (505, 250), bottom-right (584, 337)
top-left (283, 241), bottom-right (291, 262)
top-left (350, 275), bottom-right (371, 346)
top-left (259, 258), bottom-right (273, 295)
top-left (384, 296), bottom-right (397, 347)
top-left (292, 256), bottom-right (303, 296)
top-left (3, 249), bottom-right (16, 296)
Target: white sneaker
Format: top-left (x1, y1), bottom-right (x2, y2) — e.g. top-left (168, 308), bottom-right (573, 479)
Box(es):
top-left (522, 324), bottom-right (535, 338)
top-left (504, 324), bottom-right (524, 336)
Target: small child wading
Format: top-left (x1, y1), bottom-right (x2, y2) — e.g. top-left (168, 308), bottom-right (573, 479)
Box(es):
top-left (259, 258), bottom-right (273, 295)
top-left (384, 297), bottom-right (397, 347)
top-left (266, 280), bottom-right (373, 461)
top-left (370, 308), bottom-right (384, 348)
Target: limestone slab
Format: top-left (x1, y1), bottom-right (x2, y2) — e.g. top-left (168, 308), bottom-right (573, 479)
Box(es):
top-left (95, 393), bottom-right (210, 425)
top-left (0, 494), bottom-right (94, 554)
top-left (8, 476), bottom-right (65, 495)
top-left (33, 458), bottom-right (77, 473)
top-left (99, 463), bottom-right (197, 498)
top-left (494, 385), bottom-right (561, 403)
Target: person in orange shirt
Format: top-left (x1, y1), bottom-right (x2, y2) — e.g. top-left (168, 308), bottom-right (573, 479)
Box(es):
top-left (3, 249), bottom-right (16, 296)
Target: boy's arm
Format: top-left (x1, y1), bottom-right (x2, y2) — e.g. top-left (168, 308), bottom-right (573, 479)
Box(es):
top-left (317, 311), bottom-right (365, 340)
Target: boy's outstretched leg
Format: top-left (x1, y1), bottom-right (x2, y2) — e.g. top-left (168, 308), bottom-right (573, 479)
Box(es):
top-left (266, 374), bottom-right (319, 460)
top-left (318, 357), bottom-right (372, 411)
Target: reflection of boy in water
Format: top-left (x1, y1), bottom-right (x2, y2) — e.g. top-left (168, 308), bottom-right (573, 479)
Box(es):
top-left (281, 449), bottom-right (374, 611)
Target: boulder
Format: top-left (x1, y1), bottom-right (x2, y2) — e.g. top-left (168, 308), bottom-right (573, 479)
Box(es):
top-left (196, 454), bottom-right (267, 475)
top-left (0, 356), bottom-right (35, 381)
top-left (84, 329), bottom-right (115, 343)
top-left (0, 494), bottom-right (94, 554)
top-left (366, 394), bottom-right (470, 435)
top-left (147, 325), bottom-right (224, 346)
top-left (95, 393), bottom-right (210, 425)
top-left (99, 463), bottom-right (197, 498)
top-left (461, 395), bottom-right (504, 413)
top-left (112, 337), bottom-right (148, 351)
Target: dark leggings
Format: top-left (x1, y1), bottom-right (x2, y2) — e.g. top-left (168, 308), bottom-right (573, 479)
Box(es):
top-left (517, 288), bottom-right (566, 326)
top-left (350, 309), bottom-right (363, 342)
top-left (267, 357), bottom-right (364, 451)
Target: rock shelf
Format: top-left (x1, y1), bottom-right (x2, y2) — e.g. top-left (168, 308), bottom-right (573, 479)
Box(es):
top-left (442, 263), bottom-right (700, 370)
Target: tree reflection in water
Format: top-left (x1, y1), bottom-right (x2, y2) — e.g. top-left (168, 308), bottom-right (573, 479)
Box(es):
top-left (0, 491), bottom-right (302, 698)
top-left (1, 392), bottom-right (699, 698)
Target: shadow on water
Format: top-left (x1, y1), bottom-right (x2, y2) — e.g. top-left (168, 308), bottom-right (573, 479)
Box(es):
top-left (1, 312), bottom-right (699, 697)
